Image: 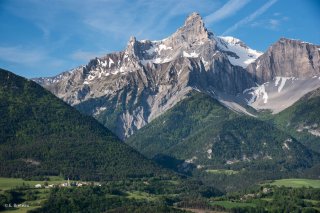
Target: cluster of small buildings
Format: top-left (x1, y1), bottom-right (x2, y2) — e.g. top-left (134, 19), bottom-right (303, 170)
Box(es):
top-left (34, 178), bottom-right (101, 189)
top-left (239, 187), bottom-right (272, 201)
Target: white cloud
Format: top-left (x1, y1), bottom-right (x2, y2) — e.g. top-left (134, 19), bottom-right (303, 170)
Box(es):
top-left (223, 0), bottom-right (278, 35)
top-left (204, 0), bottom-right (251, 24)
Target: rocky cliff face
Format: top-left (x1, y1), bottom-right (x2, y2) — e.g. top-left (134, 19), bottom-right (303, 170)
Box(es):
top-left (34, 13), bottom-right (320, 139)
top-left (243, 38), bottom-right (320, 113)
top-left (247, 38), bottom-right (320, 83)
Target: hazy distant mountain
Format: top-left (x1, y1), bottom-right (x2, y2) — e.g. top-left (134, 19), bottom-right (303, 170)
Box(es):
top-left (34, 13), bottom-right (320, 140)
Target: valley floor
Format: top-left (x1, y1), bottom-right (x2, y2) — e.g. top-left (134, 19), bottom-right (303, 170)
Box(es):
top-left (1, 177), bottom-right (320, 212)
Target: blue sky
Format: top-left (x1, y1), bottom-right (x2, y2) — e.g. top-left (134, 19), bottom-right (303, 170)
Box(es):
top-left (0, 0), bottom-right (319, 78)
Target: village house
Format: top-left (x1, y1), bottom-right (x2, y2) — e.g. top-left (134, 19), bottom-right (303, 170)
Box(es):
top-left (34, 184), bottom-right (42, 188)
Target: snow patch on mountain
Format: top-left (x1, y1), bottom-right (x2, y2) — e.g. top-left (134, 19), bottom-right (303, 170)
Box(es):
top-left (109, 58), bottom-right (114, 68)
top-left (159, 44), bottom-right (173, 51)
top-left (244, 83), bottom-right (269, 104)
top-left (145, 43), bottom-right (173, 55)
top-left (243, 76), bottom-right (320, 113)
top-left (275, 77), bottom-right (294, 92)
top-left (141, 57), bottom-right (173, 65)
top-left (183, 51), bottom-right (199, 58)
top-left (101, 60), bottom-right (108, 67)
top-left (217, 36), bottom-right (263, 68)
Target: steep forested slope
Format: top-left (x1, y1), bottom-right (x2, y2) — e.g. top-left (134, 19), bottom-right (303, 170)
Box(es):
top-left (274, 88), bottom-right (320, 153)
top-left (0, 68), bottom-right (164, 180)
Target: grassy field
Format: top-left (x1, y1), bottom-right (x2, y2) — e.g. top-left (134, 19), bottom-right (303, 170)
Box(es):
top-left (270, 179), bottom-right (320, 188)
top-left (127, 191), bottom-right (157, 201)
top-left (304, 199), bottom-right (320, 205)
top-left (0, 176), bottom-right (67, 191)
top-left (261, 198), bottom-right (273, 202)
top-left (0, 176), bottom-right (69, 213)
top-left (2, 206), bottom-right (40, 213)
top-left (211, 201), bottom-right (256, 209)
top-left (206, 169), bottom-right (239, 175)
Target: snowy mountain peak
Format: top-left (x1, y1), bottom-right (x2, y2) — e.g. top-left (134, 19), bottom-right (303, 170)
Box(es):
top-left (122, 14), bottom-right (262, 69)
top-left (217, 36), bottom-right (263, 68)
top-left (219, 36), bottom-right (247, 48)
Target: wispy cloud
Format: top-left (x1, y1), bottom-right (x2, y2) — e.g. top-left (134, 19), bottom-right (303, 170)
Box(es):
top-left (0, 46), bottom-right (45, 65)
top-left (250, 12), bottom-right (289, 31)
top-left (70, 50), bottom-right (107, 61)
top-left (1, 0), bottom-right (220, 77)
top-left (223, 0), bottom-right (278, 35)
top-left (268, 19), bottom-right (280, 30)
top-left (81, 0), bottom-right (219, 39)
top-left (5, 0), bottom-right (274, 76)
top-left (4, 0), bottom-right (219, 41)
top-left (0, 46), bottom-right (64, 73)
top-left (204, 0), bottom-right (251, 25)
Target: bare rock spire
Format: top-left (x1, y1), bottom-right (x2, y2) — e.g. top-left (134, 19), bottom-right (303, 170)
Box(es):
top-left (126, 36), bottom-right (138, 57)
top-left (173, 12), bottom-right (210, 44)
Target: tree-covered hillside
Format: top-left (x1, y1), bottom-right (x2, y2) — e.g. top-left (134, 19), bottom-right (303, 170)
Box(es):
top-left (0, 68), bottom-right (165, 180)
top-left (274, 88), bottom-right (320, 153)
top-left (126, 92), bottom-right (319, 174)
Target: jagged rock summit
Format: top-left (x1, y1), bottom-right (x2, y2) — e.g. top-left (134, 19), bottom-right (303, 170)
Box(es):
top-left (173, 12), bottom-right (210, 43)
top-left (34, 13), bottom-right (320, 139)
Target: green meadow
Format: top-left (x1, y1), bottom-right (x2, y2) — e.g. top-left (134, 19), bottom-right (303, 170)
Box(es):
top-left (211, 200), bottom-right (256, 209)
top-left (0, 176), bottom-right (66, 191)
top-left (270, 179), bottom-right (320, 188)
top-left (0, 176), bottom-right (68, 213)
top-left (206, 169), bottom-right (239, 175)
